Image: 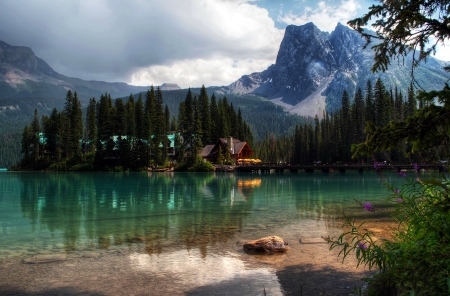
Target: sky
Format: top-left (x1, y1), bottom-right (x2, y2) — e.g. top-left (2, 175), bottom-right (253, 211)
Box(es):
top-left (0, 0), bottom-right (448, 88)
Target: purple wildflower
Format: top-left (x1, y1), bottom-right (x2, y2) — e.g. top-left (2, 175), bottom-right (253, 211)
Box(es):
top-left (364, 202), bottom-right (373, 212)
top-left (358, 242), bottom-right (367, 249)
top-left (413, 163), bottom-right (419, 172)
top-left (398, 171), bottom-right (407, 177)
top-left (373, 162), bottom-right (383, 171)
top-left (397, 197), bottom-right (403, 203)
top-left (394, 189), bottom-right (400, 194)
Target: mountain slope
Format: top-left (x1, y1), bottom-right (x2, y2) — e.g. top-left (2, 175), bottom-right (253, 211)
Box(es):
top-left (224, 22), bottom-right (450, 117)
top-left (0, 40), bottom-right (150, 105)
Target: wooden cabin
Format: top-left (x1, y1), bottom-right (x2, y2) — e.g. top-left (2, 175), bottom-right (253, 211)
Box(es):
top-left (201, 137), bottom-right (254, 163)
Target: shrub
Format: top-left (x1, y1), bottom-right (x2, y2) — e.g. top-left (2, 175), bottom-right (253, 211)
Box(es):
top-left (327, 172), bottom-right (450, 295)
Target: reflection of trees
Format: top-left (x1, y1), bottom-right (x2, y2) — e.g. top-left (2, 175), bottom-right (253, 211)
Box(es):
top-left (18, 172), bottom-right (255, 256)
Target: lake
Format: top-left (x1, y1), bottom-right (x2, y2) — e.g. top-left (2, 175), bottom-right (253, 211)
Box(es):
top-left (0, 170), bottom-right (410, 295)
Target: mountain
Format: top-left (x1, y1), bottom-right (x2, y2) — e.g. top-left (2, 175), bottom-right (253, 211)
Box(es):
top-left (0, 40), bottom-right (150, 105)
top-left (160, 83), bottom-right (181, 90)
top-left (224, 22), bottom-right (450, 118)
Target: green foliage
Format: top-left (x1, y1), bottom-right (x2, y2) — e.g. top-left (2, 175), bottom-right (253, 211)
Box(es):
top-left (348, 0), bottom-right (450, 73)
top-left (188, 157), bottom-right (215, 172)
top-left (352, 84), bottom-right (450, 159)
top-left (255, 78), bottom-right (432, 164)
top-left (330, 2), bottom-right (450, 293)
top-left (174, 156), bottom-right (214, 172)
top-left (328, 176), bottom-right (450, 295)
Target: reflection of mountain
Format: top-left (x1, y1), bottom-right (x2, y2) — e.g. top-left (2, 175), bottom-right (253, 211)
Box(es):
top-left (18, 172), bottom-right (254, 255)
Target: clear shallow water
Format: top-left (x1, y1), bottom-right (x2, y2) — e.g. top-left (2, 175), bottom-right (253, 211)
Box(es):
top-left (0, 171), bottom-right (406, 257)
top-left (0, 170), bottom-right (413, 294)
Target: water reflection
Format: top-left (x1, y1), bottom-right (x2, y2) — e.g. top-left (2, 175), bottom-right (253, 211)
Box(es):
top-left (0, 171), bottom-right (405, 260)
top-left (130, 249), bottom-right (283, 296)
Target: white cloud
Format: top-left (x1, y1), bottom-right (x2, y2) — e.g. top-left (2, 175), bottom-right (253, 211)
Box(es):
top-left (130, 55), bottom-right (274, 87)
top-left (277, 0), bottom-right (361, 32)
top-left (0, 0), bottom-right (284, 88)
top-left (429, 37), bottom-right (450, 62)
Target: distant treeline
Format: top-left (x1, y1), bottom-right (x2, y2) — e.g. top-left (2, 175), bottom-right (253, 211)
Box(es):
top-left (0, 86), bottom-right (308, 168)
top-left (19, 85), bottom-right (254, 171)
top-left (255, 78), bottom-right (447, 164)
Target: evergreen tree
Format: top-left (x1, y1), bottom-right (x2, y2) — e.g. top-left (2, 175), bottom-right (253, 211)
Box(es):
top-left (198, 85), bottom-right (211, 145)
top-left (85, 98), bottom-right (97, 152)
top-left (69, 92), bottom-right (83, 158)
top-left (365, 80), bottom-right (375, 123)
top-left (152, 87), bottom-right (165, 165)
top-left (135, 94), bottom-right (145, 140)
top-left (210, 93), bottom-right (219, 141)
top-left (114, 98), bottom-right (126, 138)
top-left (125, 94), bottom-right (136, 144)
top-left (353, 88), bottom-right (365, 143)
top-left (30, 109), bottom-right (40, 162)
top-left (192, 96), bottom-right (203, 158)
top-left (44, 108), bottom-right (61, 157)
top-left (21, 125), bottom-right (32, 160)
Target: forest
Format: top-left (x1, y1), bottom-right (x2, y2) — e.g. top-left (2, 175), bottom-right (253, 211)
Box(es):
top-left (255, 78), bottom-right (449, 164)
top-left (13, 76), bottom-right (450, 171)
top-left (0, 87), bottom-right (307, 168)
top-left (18, 85), bottom-right (254, 171)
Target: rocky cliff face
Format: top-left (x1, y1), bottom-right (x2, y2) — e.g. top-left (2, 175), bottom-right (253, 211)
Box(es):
top-left (226, 23), bottom-right (450, 117)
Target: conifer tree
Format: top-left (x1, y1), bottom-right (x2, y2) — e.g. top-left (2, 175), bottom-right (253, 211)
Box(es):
top-left (192, 96), bottom-right (203, 158)
top-left (365, 80), bottom-right (375, 123)
top-left (135, 94), bottom-right (145, 140)
top-left (69, 92), bottom-right (83, 158)
top-left (86, 99), bottom-right (97, 152)
top-left (198, 85), bottom-right (211, 145)
top-left (44, 108), bottom-right (61, 156)
top-left (30, 109), bottom-right (40, 162)
top-left (152, 87), bottom-right (165, 165)
top-left (21, 125), bottom-right (32, 160)
top-left (125, 94), bottom-right (136, 144)
top-left (210, 93), bottom-right (219, 142)
top-left (114, 98), bottom-right (126, 138)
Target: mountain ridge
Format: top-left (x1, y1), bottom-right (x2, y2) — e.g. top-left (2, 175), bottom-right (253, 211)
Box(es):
top-left (222, 22), bottom-right (450, 118)
top-left (0, 40), bottom-right (158, 104)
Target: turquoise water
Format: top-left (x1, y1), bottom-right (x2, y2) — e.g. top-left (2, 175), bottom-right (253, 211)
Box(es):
top-left (0, 170), bottom-right (407, 259)
top-left (0, 170), bottom-right (419, 294)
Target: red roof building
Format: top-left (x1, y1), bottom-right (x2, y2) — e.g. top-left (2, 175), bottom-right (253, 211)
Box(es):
top-left (201, 137), bottom-right (254, 163)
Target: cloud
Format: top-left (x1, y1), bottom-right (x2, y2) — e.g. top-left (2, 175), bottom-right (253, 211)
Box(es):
top-left (0, 0), bottom-right (283, 88)
top-left (277, 0), bottom-right (361, 32)
top-left (130, 55), bottom-right (274, 87)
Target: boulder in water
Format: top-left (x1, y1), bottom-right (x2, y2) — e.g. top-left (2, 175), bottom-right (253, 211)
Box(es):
top-left (243, 236), bottom-right (289, 254)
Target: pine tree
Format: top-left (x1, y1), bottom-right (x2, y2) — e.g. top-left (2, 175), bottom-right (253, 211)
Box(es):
top-left (114, 98), bottom-right (126, 138)
top-left (198, 85), bottom-right (211, 145)
top-left (125, 94), bottom-right (136, 144)
top-left (70, 92), bottom-right (83, 158)
top-left (44, 108), bottom-right (61, 157)
top-left (30, 109), bottom-right (40, 162)
top-left (210, 93), bottom-right (219, 142)
top-left (135, 94), bottom-right (145, 140)
top-left (85, 99), bottom-right (97, 152)
top-left (21, 125), bottom-right (32, 160)
top-left (365, 80), bottom-right (375, 123)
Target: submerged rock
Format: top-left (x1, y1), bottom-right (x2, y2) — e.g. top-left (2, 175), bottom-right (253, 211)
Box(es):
top-left (243, 236), bottom-right (289, 254)
top-left (23, 254), bottom-right (67, 264)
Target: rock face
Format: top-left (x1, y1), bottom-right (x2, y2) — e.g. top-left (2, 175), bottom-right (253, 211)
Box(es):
top-left (243, 236), bottom-right (289, 254)
top-left (225, 22), bottom-right (450, 117)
